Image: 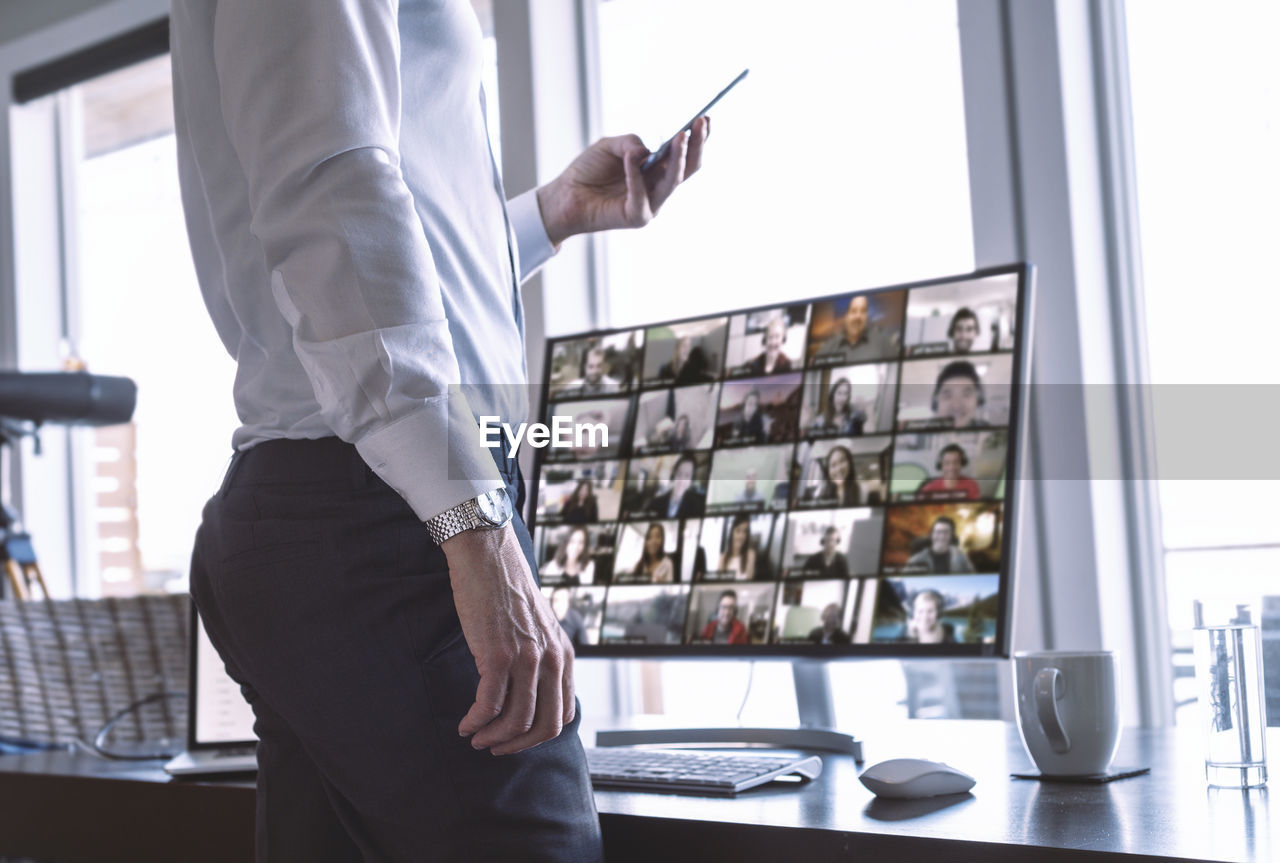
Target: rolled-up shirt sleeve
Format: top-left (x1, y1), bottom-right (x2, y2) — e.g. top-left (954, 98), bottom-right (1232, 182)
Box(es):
top-left (212, 0), bottom-right (501, 520)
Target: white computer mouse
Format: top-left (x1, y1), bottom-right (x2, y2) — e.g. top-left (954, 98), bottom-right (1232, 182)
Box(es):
top-left (858, 758), bottom-right (976, 799)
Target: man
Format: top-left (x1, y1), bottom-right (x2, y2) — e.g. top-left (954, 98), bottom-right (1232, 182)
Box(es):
top-left (572, 347), bottom-right (621, 396)
top-left (906, 516), bottom-right (976, 573)
top-left (802, 526), bottom-right (850, 579)
top-left (172, 2), bottom-right (708, 859)
top-left (816, 296), bottom-right (898, 363)
top-left (807, 602), bottom-right (851, 645)
top-left (948, 307), bottom-right (981, 353)
top-left (734, 468), bottom-right (761, 504)
top-left (917, 443), bottom-right (981, 500)
top-left (932, 360), bottom-right (988, 429)
top-left (648, 454), bottom-right (706, 519)
top-left (699, 589), bottom-right (751, 644)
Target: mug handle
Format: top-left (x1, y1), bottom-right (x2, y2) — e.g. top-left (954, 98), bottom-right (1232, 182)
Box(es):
top-left (1033, 667), bottom-right (1072, 754)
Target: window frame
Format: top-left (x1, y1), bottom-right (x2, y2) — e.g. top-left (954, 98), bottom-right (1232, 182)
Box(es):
top-left (955, 0), bottom-right (1169, 725)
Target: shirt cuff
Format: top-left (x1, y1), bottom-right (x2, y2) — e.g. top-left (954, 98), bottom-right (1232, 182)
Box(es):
top-left (508, 187), bottom-right (557, 281)
top-left (355, 389), bottom-right (503, 523)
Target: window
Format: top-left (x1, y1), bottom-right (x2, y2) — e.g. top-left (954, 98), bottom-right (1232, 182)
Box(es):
top-left (10, 52), bottom-right (234, 597)
top-left (592, 0), bottom-right (974, 723)
top-left (1126, 0), bottom-right (1280, 719)
top-left (595, 0), bottom-right (973, 328)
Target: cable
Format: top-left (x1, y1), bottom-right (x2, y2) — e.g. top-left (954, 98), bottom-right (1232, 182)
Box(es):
top-left (78, 691), bottom-right (187, 761)
top-left (735, 662), bottom-right (756, 724)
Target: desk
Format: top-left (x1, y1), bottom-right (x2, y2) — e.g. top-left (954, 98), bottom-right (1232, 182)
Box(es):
top-left (0, 720), bottom-right (1274, 862)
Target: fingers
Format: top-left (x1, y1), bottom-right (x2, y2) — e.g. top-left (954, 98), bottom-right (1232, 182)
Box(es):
top-left (622, 146), bottom-right (653, 227)
top-left (561, 631), bottom-right (576, 726)
top-left (650, 130), bottom-right (690, 212)
top-left (491, 655), bottom-right (566, 756)
top-left (597, 133), bottom-right (646, 160)
top-left (469, 652), bottom-right (537, 750)
top-left (684, 115), bottom-right (709, 179)
top-left (462, 631), bottom-right (574, 755)
top-left (458, 666), bottom-right (508, 738)
top-left (447, 531), bottom-right (576, 757)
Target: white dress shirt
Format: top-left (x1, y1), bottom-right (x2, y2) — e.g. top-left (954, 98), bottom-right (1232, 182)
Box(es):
top-left (170, 0), bottom-right (554, 521)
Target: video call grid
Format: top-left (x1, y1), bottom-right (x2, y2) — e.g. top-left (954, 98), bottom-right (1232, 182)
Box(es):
top-left (533, 273), bottom-right (1022, 648)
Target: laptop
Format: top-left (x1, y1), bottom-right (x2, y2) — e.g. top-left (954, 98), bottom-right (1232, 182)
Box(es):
top-left (164, 604), bottom-right (258, 776)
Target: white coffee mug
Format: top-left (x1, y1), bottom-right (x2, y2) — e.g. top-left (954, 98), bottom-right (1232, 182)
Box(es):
top-left (1013, 651), bottom-right (1121, 776)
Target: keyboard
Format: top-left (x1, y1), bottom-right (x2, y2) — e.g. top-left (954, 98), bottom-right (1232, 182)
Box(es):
top-left (585, 747), bottom-right (823, 795)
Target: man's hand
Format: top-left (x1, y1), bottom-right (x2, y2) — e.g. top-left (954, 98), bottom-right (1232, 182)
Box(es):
top-left (536, 115), bottom-right (710, 247)
top-left (445, 524), bottom-right (574, 755)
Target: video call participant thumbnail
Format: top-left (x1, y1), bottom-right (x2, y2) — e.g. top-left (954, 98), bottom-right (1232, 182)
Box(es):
top-left (536, 460), bottom-right (625, 523)
top-left (684, 583), bottom-right (777, 646)
top-left (792, 437), bottom-right (890, 509)
top-left (801, 526), bottom-right (849, 579)
top-left (562, 480), bottom-right (601, 522)
top-left (913, 516), bottom-right (971, 573)
top-left (782, 508), bottom-right (884, 579)
top-left (714, 375), bottom-right (802, 447)
top-left (704, 445), bottom-right (792, 515)
top-left (534, 523), bottom-right (617, 586)
top-left (772, 580), bottom-right (850, 644)
top-left (903, 273), bottom-right (1019, 356)
top-left (571, 347), bottom-right (621, 396)
top-left (643, 319), bottom-right (729, 387)
top-left (543, 395), bottom-right (635, 462)
top-left (600, 585), bottom-right (691, 646)
top-left (611, 519), bottom-right (692, 585)
top-left (648, 453), bottom-right (707, 520)
top-left (713, 514), bottom-right (756, 582)
top-left (856, 575), bottom-right (1000, 644)
top-left (890, 430), bottom-right (1007, 503)
top-left (620, 452), bottom-right (711, 521)
top-left (542, 585), bottom-right (608, 648)
top-left (800, 363), bottom-right (897, 438)
top-left (918, 443), bottom-right (980, 500)
top-left (548, 330), bottom-right (643, 398)
top-left (696, 513), bottom-right (784, 582)
top-left (880, 502), bottom-right (1003, 575)
top-left (724, 306), bottom-right (808, 377)
top-left (895, 354), bottom-right (1014, 431)
top-left (807, 291), bottom-right (906, 366)
top-left (631, 383), bottom-right (719, 454)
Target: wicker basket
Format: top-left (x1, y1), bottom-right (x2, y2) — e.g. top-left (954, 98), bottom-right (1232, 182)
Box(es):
top-left (0, 594), bottom-right (189, 747)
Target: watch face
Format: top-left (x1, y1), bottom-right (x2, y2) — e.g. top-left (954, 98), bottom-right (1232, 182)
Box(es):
top-left (476, 488), bottom-right (513, 526)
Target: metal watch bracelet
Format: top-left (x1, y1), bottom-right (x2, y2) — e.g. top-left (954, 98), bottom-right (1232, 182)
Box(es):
top-left (424, 500), bottom-right (481, 545)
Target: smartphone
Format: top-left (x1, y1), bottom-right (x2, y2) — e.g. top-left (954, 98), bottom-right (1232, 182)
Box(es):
top-left (640, 68), bottom-right (749, 172)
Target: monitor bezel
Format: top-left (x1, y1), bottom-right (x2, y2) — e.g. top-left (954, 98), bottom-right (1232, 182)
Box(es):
top-left (529, 263), bottom-right (1034, 660)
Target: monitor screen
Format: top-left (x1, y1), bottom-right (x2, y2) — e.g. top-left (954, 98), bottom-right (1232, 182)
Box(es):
top-left (531, 265), bottom-right (1031, 657)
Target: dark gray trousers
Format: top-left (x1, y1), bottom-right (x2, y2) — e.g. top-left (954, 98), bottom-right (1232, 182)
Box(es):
top-left (190, 437), bottom-right (602, 862)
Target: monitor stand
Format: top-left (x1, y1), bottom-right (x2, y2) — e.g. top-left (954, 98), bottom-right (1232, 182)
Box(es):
top-left (594, 660), bottom-right (863, 761)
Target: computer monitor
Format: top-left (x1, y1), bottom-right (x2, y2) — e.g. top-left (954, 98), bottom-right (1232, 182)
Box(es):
top-left (531, 264), bottom-right (1032, 661)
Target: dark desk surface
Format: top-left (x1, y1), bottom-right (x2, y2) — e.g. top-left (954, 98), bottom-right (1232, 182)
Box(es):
top-left (1, 720), bottom-right (1274, 862)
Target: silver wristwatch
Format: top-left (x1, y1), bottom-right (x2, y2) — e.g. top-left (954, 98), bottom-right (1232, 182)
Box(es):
top-left (424, 487), bottom-right (514, 544)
